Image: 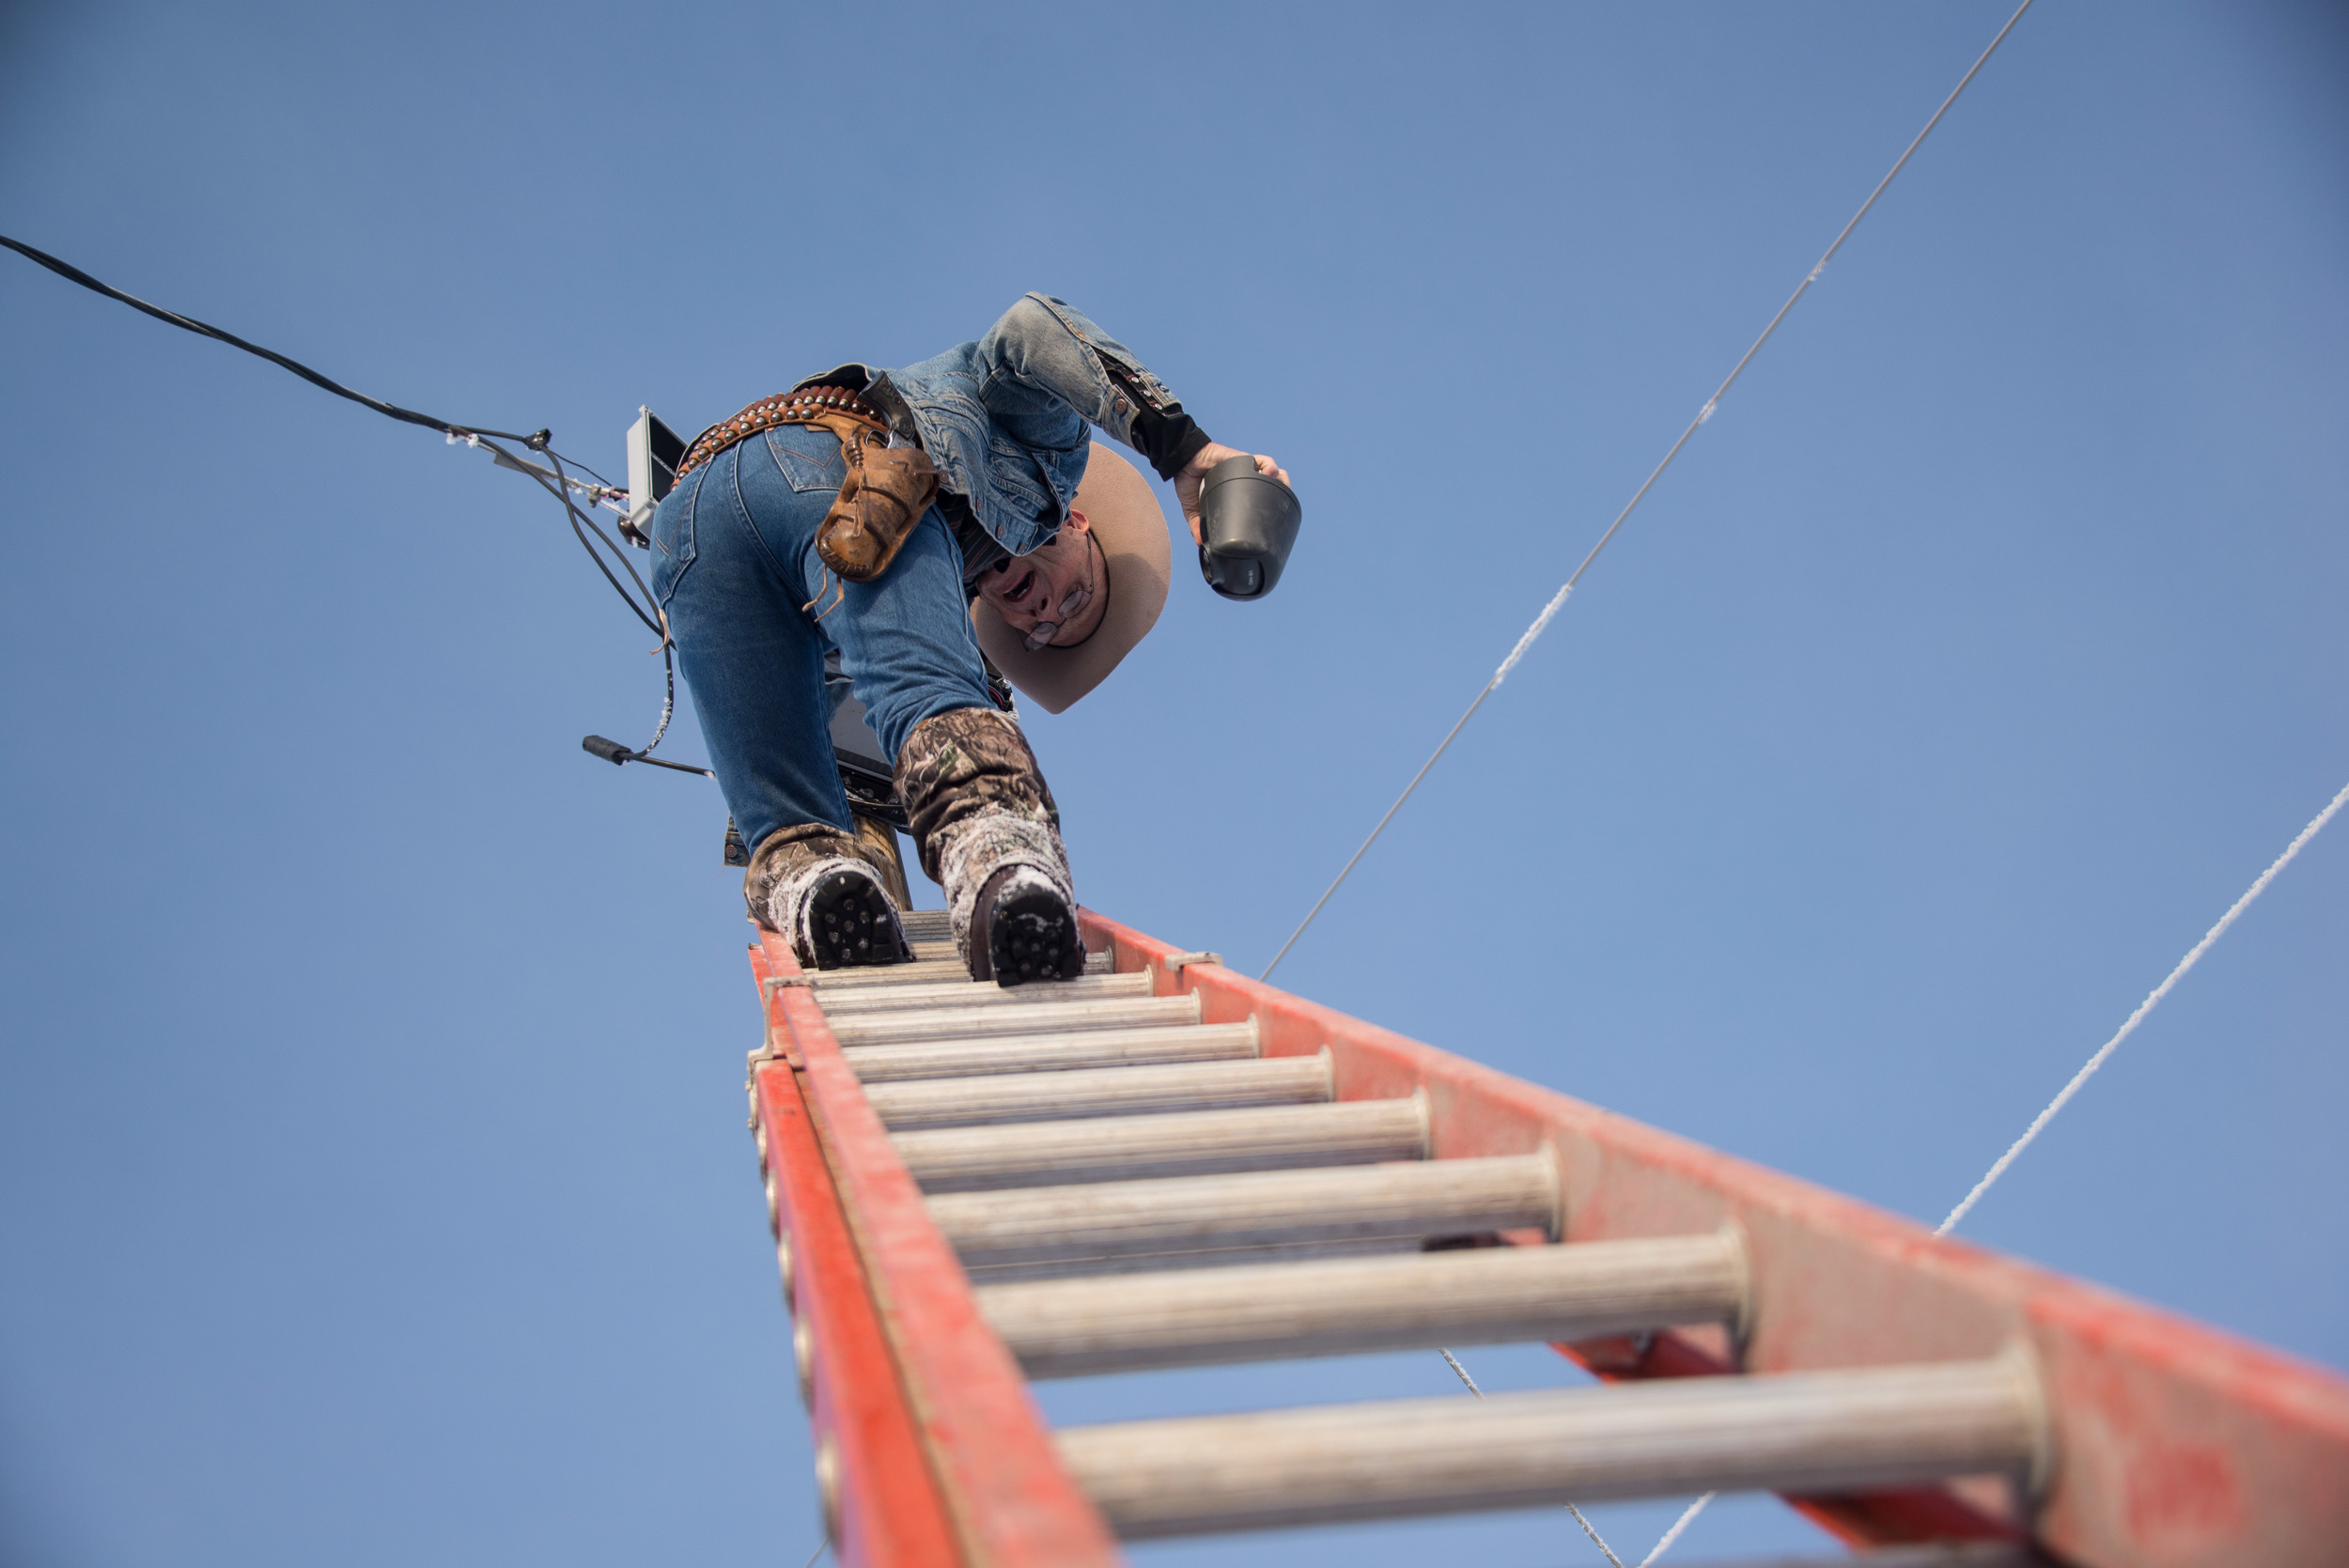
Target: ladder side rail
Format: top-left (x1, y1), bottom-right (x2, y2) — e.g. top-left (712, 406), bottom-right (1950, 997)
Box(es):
top-left (758, 932), bottom-right (1127, 1568)
top-left (748, 1010), bottom-right (962, 1563)
top-left (1080, 909), bottom-right (2349, 1568)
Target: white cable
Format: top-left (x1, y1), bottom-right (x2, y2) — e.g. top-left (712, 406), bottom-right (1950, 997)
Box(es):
top-left (1640, 1492), bottom-right (1717, 1565)
top-left (1938, 774), bottom-right (2349, 1236)
top-left (1405, 7), bottom-right (2050, 1557)
top-left (1260, 0), bottom-right (2040, 983)
top-left (1566, 1503), bottom-right (1628, 1568)
top-left (1630, 777), bottom-right (2345, 1561)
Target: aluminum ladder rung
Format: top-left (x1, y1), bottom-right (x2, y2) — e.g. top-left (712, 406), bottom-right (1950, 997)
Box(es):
top-left (826, 992), bottom-right (1202, 1048)
top-left (843, 1020), bottom-right (1260, 1083)
top-left (978, 1231), bottom-right (1747, 1377)
top-left (927, 1153), bottom-right (1558, 1274)
top-left (961, 1236), bottom-right (1428, 1285)
top-left (893, 1096), bottom-right (1428, 1193)
top-left (776, 949), bottom-right (1113, 991)
top-left (753, 908), bottom-right (2349, 1565)
top-left (791, 956), bottom-right (973, 987)
top-left (1054, 1355), bottom-right (2042, 1539)
top-left (863, 1053), bottom-right (1332, 1130)
top-left (814, 970), bottom-right (1153, 1017)
top-left (896, 909), bottom-right (952, 941)
top-left (1662, 1550), bottom-right (2035, 1568)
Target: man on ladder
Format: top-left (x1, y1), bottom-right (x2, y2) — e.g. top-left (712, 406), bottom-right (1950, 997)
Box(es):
top-left (650, 294), bottom-right (1288, 985)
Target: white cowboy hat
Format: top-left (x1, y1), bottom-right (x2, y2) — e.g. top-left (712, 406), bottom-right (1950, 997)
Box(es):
top-left (971, 443), bottom-right (1172, 714)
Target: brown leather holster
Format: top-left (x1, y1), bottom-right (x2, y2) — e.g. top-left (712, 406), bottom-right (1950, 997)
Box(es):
top-left (811, 416), bottom-right (939, 583)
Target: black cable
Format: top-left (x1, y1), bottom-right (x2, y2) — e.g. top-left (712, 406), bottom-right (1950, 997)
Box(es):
top-left (2, 232), bottom-right (537, 443)
top-left (549, 447), bottom-right (661, 619)
top-left (536, 445), bottom-right (663, 637)
top-left (551, 450), bottom-right (619, 490)
top-left (583, 733), bottom-right (711, 777)
top-left (544, 444), bottom-right (684, 756)
top-left (5, 232), bottom-right (692, 759)
top-left (625, 750), bottom-right (708, 777)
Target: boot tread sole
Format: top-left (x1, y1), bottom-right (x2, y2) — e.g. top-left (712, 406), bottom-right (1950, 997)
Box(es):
top-left (984, 879), bottom-right (1085, 989)
top-left (809, 870), bottom-right (912, 971)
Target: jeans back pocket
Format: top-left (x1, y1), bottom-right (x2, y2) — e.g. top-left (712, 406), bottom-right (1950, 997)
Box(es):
top-left (765, 427), bottom-right (848, 493)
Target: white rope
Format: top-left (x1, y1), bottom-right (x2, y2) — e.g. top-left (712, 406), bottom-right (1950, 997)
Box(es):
top-left (1937, 774), bottom-right (2349, 1236)
top-left (1259, 0), bottom-right (2040, 983)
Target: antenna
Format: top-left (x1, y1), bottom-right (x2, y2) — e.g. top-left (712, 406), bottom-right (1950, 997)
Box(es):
top-left (623, 408), bottom-right (685, 547)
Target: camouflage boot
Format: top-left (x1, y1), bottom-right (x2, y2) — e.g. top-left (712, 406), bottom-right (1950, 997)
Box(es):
top-left (743, 821), bottom-right (913, 971)
top-left (894, 706), bottom-right (1082, 986)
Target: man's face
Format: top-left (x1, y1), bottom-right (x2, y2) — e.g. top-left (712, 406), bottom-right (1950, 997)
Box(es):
top-left (975, 509), bottom-right (1109, 648)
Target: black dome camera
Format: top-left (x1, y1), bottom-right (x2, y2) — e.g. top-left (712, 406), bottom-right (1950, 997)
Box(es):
top-left (1197, 455), bottom-right (1302, 600)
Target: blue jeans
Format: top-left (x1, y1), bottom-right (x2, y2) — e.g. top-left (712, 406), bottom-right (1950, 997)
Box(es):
top-left (649, 424), bottom-right (993, 856)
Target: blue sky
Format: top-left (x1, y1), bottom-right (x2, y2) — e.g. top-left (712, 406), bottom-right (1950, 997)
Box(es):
top-left (3, 3), bottom-right (2343, 1564)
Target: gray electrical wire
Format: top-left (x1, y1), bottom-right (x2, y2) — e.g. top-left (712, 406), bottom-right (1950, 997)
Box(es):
top-left (1439, 1347), bottom-right (1627, 1568)
top-left (1260, 0), bottom-right (2039, 983)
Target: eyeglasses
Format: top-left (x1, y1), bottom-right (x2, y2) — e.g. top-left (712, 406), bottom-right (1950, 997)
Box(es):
top-left (1020, 529), bottom-right (1102, 652)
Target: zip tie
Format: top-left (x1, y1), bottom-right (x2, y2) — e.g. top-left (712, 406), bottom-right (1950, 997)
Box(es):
top-left (1492, 583), bottom-right (1573, 688)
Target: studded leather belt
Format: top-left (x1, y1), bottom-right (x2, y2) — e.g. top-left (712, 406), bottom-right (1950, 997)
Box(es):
top-left (674, 384), bottom-right (890, 482)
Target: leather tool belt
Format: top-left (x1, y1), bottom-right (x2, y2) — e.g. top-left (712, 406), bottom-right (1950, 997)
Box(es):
top-left (674, 385), bottom-right (889, 480)
top-left (675, 385), bottom-right (940, 585)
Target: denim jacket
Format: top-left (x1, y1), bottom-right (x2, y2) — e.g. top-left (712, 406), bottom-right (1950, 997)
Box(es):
top-left (794, 294), bottom-right (1191, 560)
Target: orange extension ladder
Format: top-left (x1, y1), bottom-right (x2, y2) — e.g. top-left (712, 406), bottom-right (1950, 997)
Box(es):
top-left (744, 905), bottom-right (2349, 1567)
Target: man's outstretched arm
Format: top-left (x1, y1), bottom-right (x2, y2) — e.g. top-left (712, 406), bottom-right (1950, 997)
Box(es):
top-left (976, 294), bottom-right (1286, 540)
